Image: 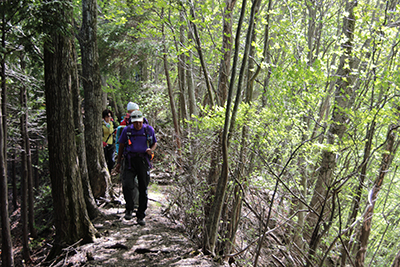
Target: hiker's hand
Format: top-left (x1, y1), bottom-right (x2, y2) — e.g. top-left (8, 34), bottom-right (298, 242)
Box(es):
top-left (146, 148), bottom-right (153, 156)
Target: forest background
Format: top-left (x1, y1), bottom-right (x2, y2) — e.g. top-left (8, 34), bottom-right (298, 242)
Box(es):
top-left (1, 0), bottom-right (400, 266)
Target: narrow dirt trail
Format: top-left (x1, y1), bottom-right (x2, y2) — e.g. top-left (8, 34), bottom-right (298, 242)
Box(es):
top-left (55, 180), bottom-right (227, 267)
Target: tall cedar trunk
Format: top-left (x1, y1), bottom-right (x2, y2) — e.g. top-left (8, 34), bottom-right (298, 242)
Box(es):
top-left (355, 123), bottom-right (398, 267)
top-left (21, 57), bottom-right (37, 239)
top-left (72, 44), bottom-right (100, 219)
top-left (305, 1), bottom-right (357, 263)
top-left (20, 85), bottom-right (32, 263)
top-left (44, 2), bottom-right (96, 259)
top-left (80, 0), bottom-right (111, 198)
top-left (12, 153), bottom-right (18, 210)
top-left (0, 107), bottom-right (13, 267)
top-left (34, 140), bottom-right (39, 188)
top-left (162, 9), bottom-right (181, 154)
top-left (0, 3), bottom-right (13, 265)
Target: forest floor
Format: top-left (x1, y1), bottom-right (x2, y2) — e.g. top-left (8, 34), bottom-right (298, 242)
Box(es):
top-left (10, 170), bottom-right (229, 267)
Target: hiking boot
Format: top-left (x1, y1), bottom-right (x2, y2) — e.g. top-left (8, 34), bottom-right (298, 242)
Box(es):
top-left (137, 218), bottom-right (145, 226)
top-left (124, 210), bottom-right (133, 220)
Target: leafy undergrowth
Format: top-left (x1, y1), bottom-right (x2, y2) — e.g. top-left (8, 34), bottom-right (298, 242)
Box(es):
top-left (9, 170), bottom-right (228, 267)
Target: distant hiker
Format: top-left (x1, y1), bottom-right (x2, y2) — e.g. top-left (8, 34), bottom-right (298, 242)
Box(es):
top-left (102, 109), bottom-right (116, 174)
top-left (115, 110), bottom-right (157, 226)
top-left (120, 102), bottom-right (139, 126)
top-left (119, 101), bottom-right (149, 126)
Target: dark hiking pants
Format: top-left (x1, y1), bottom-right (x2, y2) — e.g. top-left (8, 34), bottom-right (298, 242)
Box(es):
top-left (122, 156), bottom-right (150, 219)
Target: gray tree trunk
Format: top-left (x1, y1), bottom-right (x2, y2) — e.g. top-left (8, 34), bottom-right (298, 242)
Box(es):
top-left (205, 0), bottom-right (259, 255)
top-left (20, 83), bottom-right (32, 263)
top-left (71, 44), bottom-right (100, 220)
top-left (162, 9), bottom-right (181, 154)
top-left (217, 0), bottom-right (237, 106)
top-left (189, 0), bottom-right (215, 106)
top-left (178, 10), bottom-right (188, 126)
top-left (1, 5), bottom-right (13, 264)
top-left (20, 56), bottom-right (37, 240)
top-left (204, 0), bottom-right (237, 226)
top-left (355, 121), bottom-right (399, 267)
top-left (225, 0), bottom-right (261, 257)
top-left (186, 29), bottom-right (197, 117)
top-left (392, 249), bottom-right (400, 267)
top-left (0, 105), bottom-right (13, 267)
top-left (43, 0), bottom-right (96, 259)
top-left (80, 0), bottom-right (112, 198)
top-left (305, 1), bottom-right (358, 263)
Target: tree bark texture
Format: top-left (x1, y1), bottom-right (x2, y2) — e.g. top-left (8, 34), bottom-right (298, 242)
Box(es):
top-left (205, 0), bottom-right (261, 254)
top-left (224, 0), bottom-right (261, 256)
top-left (355, 124), bottom-right (398, 267)
top-left (1, 5), bottom-right (14, 265)
top-left (217, 0), bottom-right (237, 106)
top-left (80, 0), bottom-right (111, 198)
top-left (392, 249), bottom-right (400, 267)
top-left (72, 43), bottom-right (100, 220)
top-left (20, 84), bottom-right (32, 263)
top-left (20, 56), bottom-right (37, 239)
top-left (305, 1), bottom-right (357, 257)
top-left (178, 10), bottom-right (188, 125)
top-left (44, 4), bottom-right (96, 258)
top-left (186, 29), bottom-right (197, 117)
top-left (162, 10), bottom-right (181, 154)
top-left (189, 0), bottom-right (215, 106)
top-left (11, 153), bottom-right (18, 211)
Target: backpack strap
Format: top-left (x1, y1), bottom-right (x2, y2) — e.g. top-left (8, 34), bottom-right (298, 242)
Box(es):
top-left (105, 134), bottom-right (112, 143)
top-left (144, 125), bottom-right (154, 149)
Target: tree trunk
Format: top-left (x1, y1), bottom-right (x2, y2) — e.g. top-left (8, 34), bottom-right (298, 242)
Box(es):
top-left (392, 249), bottom-right (400, 267)
top-left (79, 0), bottom-right (112, 199)
top-left (33, 139), bottom-right (39, 188)
top-left (305, 1), bottom-right (357, 261)
top-left (178, 10), bottom-right (188, 126)
top-left (217, 0), bottom-right (237, 106)
top-left (162, 9), bottom-right (181, 155)
top-left (355, 122), bottom-right (398, 267)
top-left (205, 0), bottom-right (259, 254)
top-left (0, 93), bottom-right (13, 266)
top-left (44, 0), bottom-right (96, 259)
top-left (20, 84), bottom-right (32, 263)
top-left (0, 3), bottom-right (13, 265)
top-left (11, 152), bottom-right (18, 211)
top-left (224, 0), bottom-right (261, 256)
top-left (0, 113), bottom-right (13, 267)
top-left (20, 56), bottom-right (37, 239)
top-left (186, 29), bottom-right (197, 117)
top-left (72, 42), bottom-right (100, 220)
top-left (340, 121), bottom-right (375, 266)
top-left (188, 0), bottom-right (215, 106)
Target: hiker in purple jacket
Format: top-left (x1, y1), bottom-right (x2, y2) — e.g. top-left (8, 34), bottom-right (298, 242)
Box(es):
top-left (115, 110), bottom-right (157, 226)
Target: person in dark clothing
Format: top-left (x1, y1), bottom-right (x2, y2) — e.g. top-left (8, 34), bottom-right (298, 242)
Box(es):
top-left (115, 110), bottom-right (157, 226)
